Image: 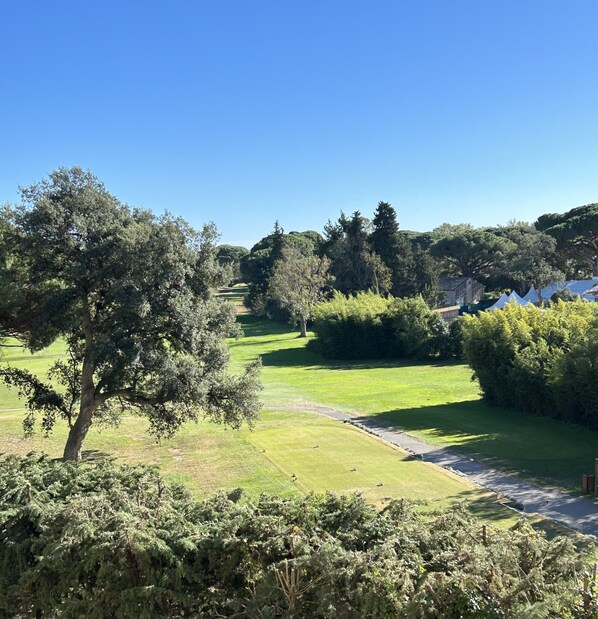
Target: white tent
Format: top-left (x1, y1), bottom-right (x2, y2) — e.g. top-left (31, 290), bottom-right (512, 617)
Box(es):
top-left (487, 290), bottom-right (531, 311)
top-left (487, 292), bottom-right (509, 310)
top-left (522, 286), bottom-right (540, 304)
top-left (507, 291), bottom-right (532, 306)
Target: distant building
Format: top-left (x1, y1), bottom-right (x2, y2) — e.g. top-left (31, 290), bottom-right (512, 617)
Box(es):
top-left (433, 305), bottom-right (461, 324)
top-left (439, 277), bottom-right (485, 306)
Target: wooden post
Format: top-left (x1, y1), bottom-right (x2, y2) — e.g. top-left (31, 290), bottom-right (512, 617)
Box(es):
top-left (594, 459), bottom-right (598, 494)
top-left (482, 525), bottom-right (487, 546)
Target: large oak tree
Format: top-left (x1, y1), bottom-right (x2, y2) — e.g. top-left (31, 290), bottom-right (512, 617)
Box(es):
top-left (0, 168), bottom-right (261, 461)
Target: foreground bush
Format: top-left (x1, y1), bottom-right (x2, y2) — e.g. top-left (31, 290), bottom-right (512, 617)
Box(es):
top-left (309, 292), bottom-right (461, 360)
top-left (1, 455), bottom-right (596, 618)
top-left (462, 301), bottom-right (598, 425)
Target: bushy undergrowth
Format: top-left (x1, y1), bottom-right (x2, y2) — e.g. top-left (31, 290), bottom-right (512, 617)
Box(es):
top-left (462, 301), bottom-right (598, 426)
top-left (309, 292), bottom-right (461, 360)
top-left (1, 455), bottom-right (596, 618)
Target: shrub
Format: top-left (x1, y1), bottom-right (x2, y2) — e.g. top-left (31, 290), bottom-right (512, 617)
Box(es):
top-left (391, 296), bottom-right (457, 359)
top-left (309, 291), bottom-right (395, 359)
top-left (462, 301), bottom-right (598, 424)
top-left (0, 455), bottom-right (594, 618)
top-left (310, 292), bottom-right (462, 361)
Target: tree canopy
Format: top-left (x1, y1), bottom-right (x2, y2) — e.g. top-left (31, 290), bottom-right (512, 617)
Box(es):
top-left (536, 203), bottom-right (598, 276)
top-left (324, 211), bottom-right (391, 295)
top-left (216, 244), bottom-right (249, 284)
top-left (0, 167), bottom-right (261, 460)
top-left (429, 225), bottom-right (515, 279)
top-left (268, 244), bottom-right (332, 336)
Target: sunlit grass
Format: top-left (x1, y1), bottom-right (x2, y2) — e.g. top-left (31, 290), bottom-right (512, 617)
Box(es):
top-left (2, 292), bottom-right (596, 534)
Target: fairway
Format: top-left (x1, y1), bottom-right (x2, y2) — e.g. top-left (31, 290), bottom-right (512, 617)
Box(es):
top-left (229, 310), bottom-right (598, 493)
top-left (2, 291), bottom-right (596, 527)
top-left (0, 329), bottom-right (519, 526)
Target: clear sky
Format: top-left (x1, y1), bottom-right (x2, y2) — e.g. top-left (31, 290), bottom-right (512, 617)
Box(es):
top-left (1, 1), bottom-right (597, 247)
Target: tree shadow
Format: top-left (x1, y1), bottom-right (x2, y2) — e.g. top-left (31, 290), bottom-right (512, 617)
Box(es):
top-left (260, 347), bottom-right (330, 368)
top-left (368, 402), bottom-right (593, 491)
top-left (236, 315), bottom-right (292, 338)
top-left (80, 449), bottom-right (113, 462)
top-left (258, 344), bottom-right (468, 371)
top-left (316, 358), bottom-right (466, 371)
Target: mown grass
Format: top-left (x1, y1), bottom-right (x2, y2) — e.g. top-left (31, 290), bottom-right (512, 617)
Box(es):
top-left (230, 312), bottom-right (598, 493)
top-left (1, 290), bottom-right (594, 534)
top-left (0, 330), bottom-right (520, 526)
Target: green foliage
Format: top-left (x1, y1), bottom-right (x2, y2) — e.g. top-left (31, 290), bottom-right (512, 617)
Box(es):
top-left (0, 167), bottom-right (261, 460)
top-left (0, 455), bottom-right (594, 619)
top-left (368, 202), bottom-right (443, 304)
top-left (551, 328), bottom-right (598, 427)
top-left (310, 292), bottom-right (461, 360)
top-left (462, 301), bottom-right (598, 424)
top-left (268, 244), bottom-right (332, 336)
top-left (537, 203), bottom-right (598, 277)
top-left (241, 224), bottom-right (324, 318)
top-left (493, 222), bottom-right (564, 293)
top-left (430, 225), bottom-right (516, 279)
top-left (323, 211), bottom-right (391, 295)
top-left (391, 296), bottom-right (461, 359)
top-left (309, 291), bottom-right (395, 358)
top-left (217, 244), bottom-right (249, 284)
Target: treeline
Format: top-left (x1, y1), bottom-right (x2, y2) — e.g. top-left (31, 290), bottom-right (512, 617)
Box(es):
top-left (308, 292), bottom-right (461, 360)
top-left (462, 301), bottom-right (598, 427)
top-left (2, 454), bottom-right (595, 619)
top-left (219, 202), bottom-right (598, 332)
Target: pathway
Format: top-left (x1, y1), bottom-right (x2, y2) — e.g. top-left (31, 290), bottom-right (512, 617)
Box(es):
top-left (265, 404), bottom-right (598, 537)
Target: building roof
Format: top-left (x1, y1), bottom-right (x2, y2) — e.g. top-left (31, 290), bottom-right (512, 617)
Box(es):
top-left (584, 282), bottom-right (598, 297)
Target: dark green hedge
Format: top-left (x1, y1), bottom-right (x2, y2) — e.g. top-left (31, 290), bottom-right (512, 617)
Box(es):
top-left (462, 301), bottom-right (598, 425)
top-left (0, 455), bottom-right (593, 618)
top-left (308, 292), bottom-right (461, 360)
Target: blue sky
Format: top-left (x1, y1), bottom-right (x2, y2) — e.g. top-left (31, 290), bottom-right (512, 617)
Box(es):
top-left (1, 1), bottom-right (597, 247)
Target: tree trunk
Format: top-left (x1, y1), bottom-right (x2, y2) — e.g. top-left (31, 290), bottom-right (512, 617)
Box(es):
top-left (63, 403), bottom-right (95, 461)
top-left (593, 256), bottom-right (598, 277)
top-left (299, 317), bottom-right (307, 338)
top-left (63, 337), bottom-right (97, 461)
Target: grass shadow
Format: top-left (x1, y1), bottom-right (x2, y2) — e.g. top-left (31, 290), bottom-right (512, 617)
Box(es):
top-left (369, 401), bottom-right (594, 491)
top-left (236, 314), bottom-right (292, 338)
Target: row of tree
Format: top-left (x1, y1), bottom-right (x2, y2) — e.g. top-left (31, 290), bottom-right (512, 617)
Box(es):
top-left (228, 201), bottom-right (598, 331)
top-left (2, 454), bottom-right (595, 618)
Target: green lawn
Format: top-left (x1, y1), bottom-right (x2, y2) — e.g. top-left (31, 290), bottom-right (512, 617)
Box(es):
top-left (0, 402), bottom-right (505, 516)
top-left (230, 312), bottom-right (598, 493)
top-left (1, 292), bottom-right (595, 532)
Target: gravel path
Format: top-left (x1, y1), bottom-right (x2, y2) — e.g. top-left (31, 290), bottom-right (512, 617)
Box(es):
top-left (265, 404), bottom-right (598, 537)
